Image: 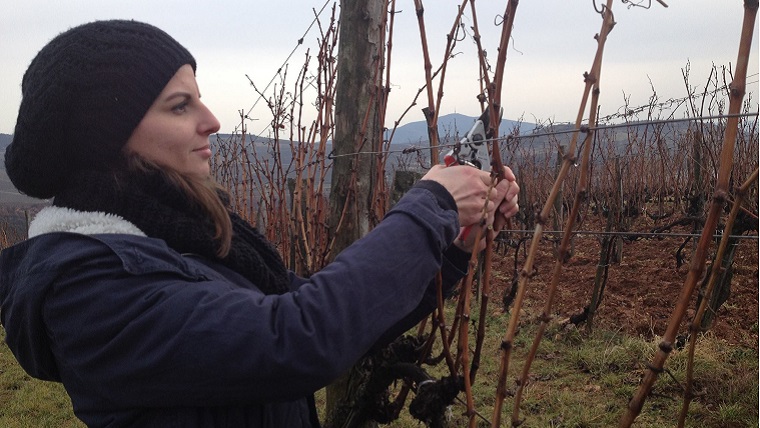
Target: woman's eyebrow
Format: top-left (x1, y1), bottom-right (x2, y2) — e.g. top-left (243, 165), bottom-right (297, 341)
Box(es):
top-left (163, 92), bottom-right (192, 103)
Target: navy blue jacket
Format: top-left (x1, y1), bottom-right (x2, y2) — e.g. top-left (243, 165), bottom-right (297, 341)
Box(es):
top-left (0, 183), bottom-right (468, 427)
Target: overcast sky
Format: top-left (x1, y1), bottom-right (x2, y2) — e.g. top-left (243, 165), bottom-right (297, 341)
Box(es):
top-left (1, 0), bottom-right (757, 136)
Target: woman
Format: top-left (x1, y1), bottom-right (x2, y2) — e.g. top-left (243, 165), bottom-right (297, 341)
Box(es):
top-left (0, 20), bottom-right (519, 427)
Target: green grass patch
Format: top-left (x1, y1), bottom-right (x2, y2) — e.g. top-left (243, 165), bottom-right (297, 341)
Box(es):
top-left (382, 302), bottom-right (759, 428)
top-left (0, 330), bottom-right (83, 428)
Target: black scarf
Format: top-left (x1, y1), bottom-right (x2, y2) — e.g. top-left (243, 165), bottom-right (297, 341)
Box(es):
top-left (54, 169), bottom-right (290, 295)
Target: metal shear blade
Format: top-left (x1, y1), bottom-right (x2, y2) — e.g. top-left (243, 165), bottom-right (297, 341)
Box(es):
top-left (444, 107), bottom-right (502, 170)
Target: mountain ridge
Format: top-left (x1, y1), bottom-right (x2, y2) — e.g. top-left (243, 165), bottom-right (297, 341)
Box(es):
top-left (386, 113), bottom-right (536, 145)
top-left (0, 112), bottom-right (533, 154)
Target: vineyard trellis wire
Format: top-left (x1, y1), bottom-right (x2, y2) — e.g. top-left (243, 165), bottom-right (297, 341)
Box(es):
top-left (208, 0), bottom-right (758, 426)
top-left (322, 111), bottom-right (759, 160)
top-left (496, 229), bottom-right (758, 240)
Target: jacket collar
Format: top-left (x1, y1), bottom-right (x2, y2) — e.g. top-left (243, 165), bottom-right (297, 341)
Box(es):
top-left (29, 206), bottom-right (146, 238)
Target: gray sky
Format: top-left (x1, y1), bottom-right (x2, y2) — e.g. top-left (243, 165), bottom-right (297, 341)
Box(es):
top-left (1, 0), bottom-right (757, 136)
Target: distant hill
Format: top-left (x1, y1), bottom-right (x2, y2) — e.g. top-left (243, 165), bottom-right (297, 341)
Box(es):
top-left (0, 133), bottom-right (51, 206)
top-left (0, 133), bottom-right (11, 168)
top-left (0, 115), bottom-right (696, 206)
top-left (387, 113), bottom-right (536, 145)
top-left (211, 113), bottom-right (541, 174)
top-left (218, 113), bottom-right (536, 146)
top-left (0, 169), bottom-right (47, 206)
top-left (214, 114), bottom-right (696, 173)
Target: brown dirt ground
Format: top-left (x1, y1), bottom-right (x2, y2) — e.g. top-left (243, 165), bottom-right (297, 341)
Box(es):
top-left (490, 218), bottom-right (759, 348)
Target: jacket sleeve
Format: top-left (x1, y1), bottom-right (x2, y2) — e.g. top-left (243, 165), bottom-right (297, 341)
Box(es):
top-left (42, 182), bottom-right (462, 408)
top-left (288, 181), bottom-right (471, 350)
top-left (289, 243), bottom-right (469, 353)
top-left (366, 244), bottom-right (469, 351)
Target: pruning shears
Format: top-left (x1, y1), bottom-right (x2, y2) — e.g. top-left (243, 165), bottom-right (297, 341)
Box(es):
top-left (443, 106), bottom-right (503, 243)
top-left (443, 106), bottom-right (502, 170)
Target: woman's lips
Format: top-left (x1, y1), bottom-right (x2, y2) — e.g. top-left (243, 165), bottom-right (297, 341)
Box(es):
top-left (193, 146), bottom-right (212, 158)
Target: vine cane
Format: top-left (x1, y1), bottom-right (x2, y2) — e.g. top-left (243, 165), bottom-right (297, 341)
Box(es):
top-left (511, 20), bottom-right (613, 423)
top-left (677, 167), bottom-right (758, 427)
top-left (619, 2), bottom-right (757, 426)
top-left (491, 1), bottom-right (617, 425)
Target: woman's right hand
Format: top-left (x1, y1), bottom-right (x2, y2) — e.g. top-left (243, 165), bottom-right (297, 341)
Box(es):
top-left (420, 164), bottom-right (515, 228)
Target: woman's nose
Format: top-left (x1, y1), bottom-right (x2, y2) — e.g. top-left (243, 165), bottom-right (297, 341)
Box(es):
top-left (199, 102), bottom-right (221, 135)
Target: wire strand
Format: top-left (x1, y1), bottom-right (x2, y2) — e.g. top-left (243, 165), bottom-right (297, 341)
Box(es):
top-left (324, 111), bottom-right (759, 159)
top-left (233, 0), bottom-right (332, 135)
top-left (498, 229), bottom-right (758, 240)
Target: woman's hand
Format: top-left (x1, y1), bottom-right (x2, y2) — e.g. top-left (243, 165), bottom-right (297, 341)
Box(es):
top-left (422, 164), bottom-right (519, 253)
top-left (421, 165), bottom-right (504, 226)
top-left (496, 167), bottom-right (520, 224)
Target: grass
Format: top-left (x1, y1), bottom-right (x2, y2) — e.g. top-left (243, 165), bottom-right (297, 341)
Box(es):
top-left (0, 330), bottom-right (84, 428)
top-left (1, 304), bottom-right (757, 428)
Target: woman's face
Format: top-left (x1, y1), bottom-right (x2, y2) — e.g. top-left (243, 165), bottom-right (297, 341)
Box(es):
top-left (125, 64), bottom-right (220, 178)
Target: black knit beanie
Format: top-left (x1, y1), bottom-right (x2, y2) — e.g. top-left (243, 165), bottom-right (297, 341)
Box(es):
top-left (5, 20), bottom-right (196, 199)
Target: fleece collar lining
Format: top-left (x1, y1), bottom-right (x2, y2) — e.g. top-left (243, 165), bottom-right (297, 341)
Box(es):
top-left (28, 206), bottom-right (146, 238)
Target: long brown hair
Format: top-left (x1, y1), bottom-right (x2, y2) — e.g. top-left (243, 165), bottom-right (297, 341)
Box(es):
top-left (124, 154), bottom-right (233, 257)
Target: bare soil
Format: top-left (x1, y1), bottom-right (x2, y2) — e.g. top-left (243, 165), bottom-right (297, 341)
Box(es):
top-left (491, 217), bottom-right (759, 348)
